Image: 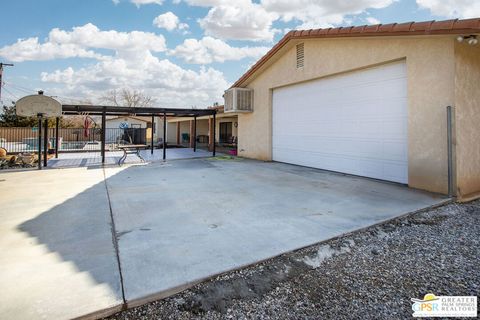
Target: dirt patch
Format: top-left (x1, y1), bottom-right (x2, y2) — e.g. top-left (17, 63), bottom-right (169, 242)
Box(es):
top-left (179, 257), bottom-right (311, 314)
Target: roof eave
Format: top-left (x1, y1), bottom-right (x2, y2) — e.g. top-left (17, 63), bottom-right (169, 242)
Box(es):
top-left (231, 17), bottom-right (480, 88)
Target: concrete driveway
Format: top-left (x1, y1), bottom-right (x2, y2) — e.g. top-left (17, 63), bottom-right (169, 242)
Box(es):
top-left (0, 158), bottom-right (446, 319)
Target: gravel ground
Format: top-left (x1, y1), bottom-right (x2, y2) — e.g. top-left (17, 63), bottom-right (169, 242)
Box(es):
top-left (105, 200), bottom-right (480, 320)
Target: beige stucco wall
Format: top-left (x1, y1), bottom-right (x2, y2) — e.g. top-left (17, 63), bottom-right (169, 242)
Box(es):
top-left (196, 120), bottom-right (209, 136)
top-left (150, 118), bottom-right (168, 141)
top-left (168, 115), bottom-right (238, 144)
top-left (179, 121), bottom-right (190, 142)
top-left (238, 36), bottom-right (457, 195)
top-left (106, 117), bottom-right (147, 129)
top-left (166, 122), bottom-right (177, 143)
top-left (454, 42), bottom-right (480, 200)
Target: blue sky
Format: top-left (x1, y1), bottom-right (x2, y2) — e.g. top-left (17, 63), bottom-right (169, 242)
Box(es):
top-left (0, 0), bottom-right (476, 107)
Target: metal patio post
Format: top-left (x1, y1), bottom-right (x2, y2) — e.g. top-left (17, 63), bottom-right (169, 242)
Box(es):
top-left (213, 112), bottom-right (216, 157)
top-left (163, 113), bottom-right (166, 160)
top-left (37, 114), bottom-right (42, 170)
top-left (151, 114), bottom-right (155, 155)
top-left (101, 108), bottom-right (106, 164)
top-left (43, 118), bottom-right (48, 167)
top-left (193, 115), bottom-right (197, 152)
top-left (55, 117), bottom-right (59, 158)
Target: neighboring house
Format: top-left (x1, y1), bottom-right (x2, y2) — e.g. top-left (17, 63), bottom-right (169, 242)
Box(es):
top-left (105, 116), bottom-right (159, 143)
top-left (105, 116), bottom-right (150, 129)
top-left (225, 18), bottom-right (480, 201)
top-left (167, 105), bottom-right (239, 149)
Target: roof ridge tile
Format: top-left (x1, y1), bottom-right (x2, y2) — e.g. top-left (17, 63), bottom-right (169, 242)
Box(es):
top-left (231, 17), bottom-right (480, 88)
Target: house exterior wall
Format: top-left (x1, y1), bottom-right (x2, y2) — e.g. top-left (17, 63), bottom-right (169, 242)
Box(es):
top-left (196, 120), bottom-right (209, 136)
top-left (168, 115), bottom-right (238, 144)
top-left (454, 41), bottom-right (480, 200)
top-left (216, 117), bottom-right (238, 142)
top-left (179, 121), bottom-right (190, 143)
top-left (106, 117), bottom-right (149, 144)
top-left (238, 36), bottom-right (457, 195)
top-left (166, 122), bottom-right (177, 143)
top-left (105, 117), bottom-right (147, 129)
top-left (153, 118), bottom-right (175, 142)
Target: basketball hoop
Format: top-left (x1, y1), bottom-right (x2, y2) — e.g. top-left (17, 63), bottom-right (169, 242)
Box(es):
top-left (16, 94), bottom-right (62, 117)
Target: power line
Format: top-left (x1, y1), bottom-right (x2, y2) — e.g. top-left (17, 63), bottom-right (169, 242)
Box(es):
top-left (0, 62), bottom-right (14, 102)
top-left (3, 83), bottom-right (33, 97)
top-left (4, 81), bottom-right (89, 104)
top-left (0, 94), bottom-right (16, 106)
top-left (4, 79), bottom-right (107, 107)
top-left (1, 85), bottom-right (19, 100)
top-left (3, 81), bottom-right (34, 95)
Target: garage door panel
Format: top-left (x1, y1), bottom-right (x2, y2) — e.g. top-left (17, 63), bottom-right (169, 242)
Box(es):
top-left (274, 137), bottom-right (405, 162)
top-left (277, 97), bottom-right (407, 123)
top-left (278, 77), bottom-right (406, 108)
top-left (381, 119), bottom-right (408, 140)
top-left (280, 66), bottom-right (405, 98)
top-left (273, 147), bottom-right (407, 181)
top-left (272, 62), bottom-right (408, 184)
top-left (279, 118), bottom-right (407, 141)
top-left (383, 141), bottom-right (408, 161)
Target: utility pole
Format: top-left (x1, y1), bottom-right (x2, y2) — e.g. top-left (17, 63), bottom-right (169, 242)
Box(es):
top-left (0, 63), bottom-right (14, 103)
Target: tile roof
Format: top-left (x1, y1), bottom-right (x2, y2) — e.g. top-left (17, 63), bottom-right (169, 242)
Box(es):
top-left (232, 18), bottom-right (480, 88)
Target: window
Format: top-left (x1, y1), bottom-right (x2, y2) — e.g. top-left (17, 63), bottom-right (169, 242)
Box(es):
top-left (296, 43), bottom-right (304, 68)
top-left (219, 122), bottom-right (233, 143)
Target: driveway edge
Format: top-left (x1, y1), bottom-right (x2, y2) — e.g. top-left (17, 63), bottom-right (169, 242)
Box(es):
top-left (119, 198), bottom-right (453, 312)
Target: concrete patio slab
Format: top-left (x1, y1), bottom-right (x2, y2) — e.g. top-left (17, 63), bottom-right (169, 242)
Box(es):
top-left (0, 157), bottom-right (447, 319)
top-left (0, 168), bottom-right (123, 320)
top-left (47, 148), bottom-right (214, 169)
top-left (104, 158), bottom-right (446, 305)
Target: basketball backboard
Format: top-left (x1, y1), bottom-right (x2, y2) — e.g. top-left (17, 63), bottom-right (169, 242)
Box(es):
top-left (16, 94), bottom-right (62, 117)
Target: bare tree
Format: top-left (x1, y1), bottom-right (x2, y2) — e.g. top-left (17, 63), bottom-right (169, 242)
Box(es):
top-left (61, 115), bottom-right (88, 128)
top-left (101, 88), bottom-right (155, 108)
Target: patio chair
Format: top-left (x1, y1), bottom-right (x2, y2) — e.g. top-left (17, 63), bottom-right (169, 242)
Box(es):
top-left (182, 133), bottom-right (190, 143)
top-left (197, 135), bottom-right (208, 143)
top-left (222, 136), bottom-right (237, 148)
top-left (154, 138), bottom-right (167, 148)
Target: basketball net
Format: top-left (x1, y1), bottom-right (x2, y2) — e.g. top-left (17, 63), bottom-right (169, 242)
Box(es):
top-left (82, 112), bottom-right (92, 138)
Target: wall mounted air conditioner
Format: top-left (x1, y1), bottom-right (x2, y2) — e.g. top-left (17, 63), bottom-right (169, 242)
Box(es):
top-left (224, 88), bottom-right (253, 113)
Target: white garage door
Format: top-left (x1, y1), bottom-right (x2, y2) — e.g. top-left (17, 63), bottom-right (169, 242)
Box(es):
top-left (272, 62), bottom-right (408, 183)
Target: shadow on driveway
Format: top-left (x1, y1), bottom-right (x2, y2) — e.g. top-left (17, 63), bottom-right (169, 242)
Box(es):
top-left (0, 158), bottom-right (447, 319)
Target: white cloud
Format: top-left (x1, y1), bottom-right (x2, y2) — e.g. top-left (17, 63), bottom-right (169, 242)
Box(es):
top-left (179, 0), bottom-right (396, 41)
top-left (130, 0), bottom-right (163, 7)
top-left (181, 0), bottom-right (225, 6)
top-left (0, 37), bottom-right (104, 62)
top-left (416, 0), bottom-right (480, 18)
top-left (1, 23), bottom-right (228, 107)
top-left (153, 12), bottom-right (189, 31)
top-left (41, 52), bottom-right (229, 107)
top-left (260, 0), bottom-right (395, 29)
top-left (49, 23), bottom-right (167, 52)
top-left (112, 0), bottom-right (120, 5)
top-left (171, 36), bottom-right (269, 64)
top-left (180, 0), bottom-right (278, 41)
top-left (0, 23), bottom-right (167, 62)
top-left (366, 17), bottom-right (381, 24)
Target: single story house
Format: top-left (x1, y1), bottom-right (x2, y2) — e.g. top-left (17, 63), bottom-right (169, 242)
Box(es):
top-left (167, 105), bottom-right (239, 149)
top-left (225, 18), bottom-right (480, 201)
top-left (105, 116), bottom-right (160, 145)
top-left (105, 116), bottom-right (151, 129)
